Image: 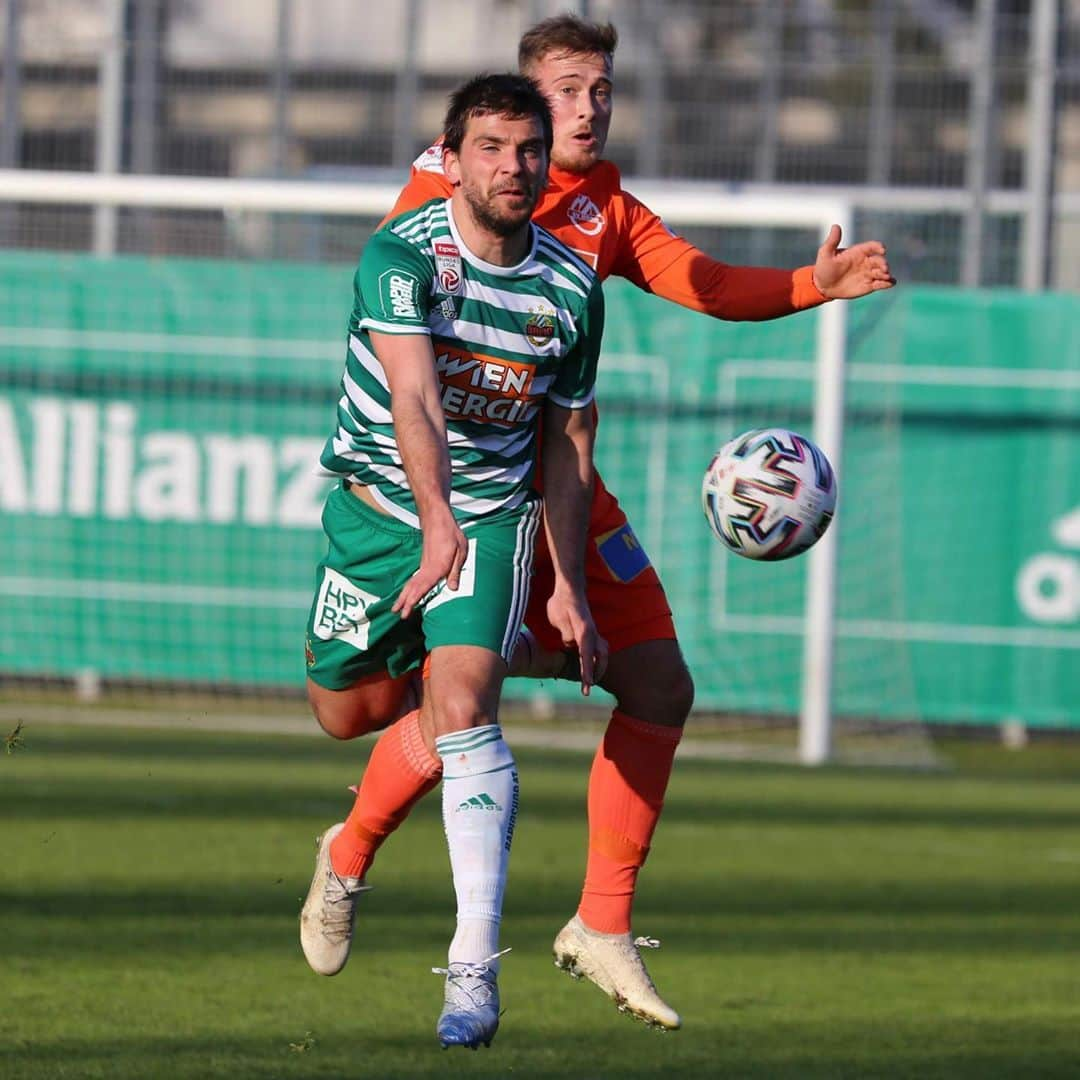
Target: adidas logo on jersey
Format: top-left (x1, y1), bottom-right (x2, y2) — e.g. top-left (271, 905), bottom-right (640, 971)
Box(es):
top-left (456, 793), bottom-right (502, 812)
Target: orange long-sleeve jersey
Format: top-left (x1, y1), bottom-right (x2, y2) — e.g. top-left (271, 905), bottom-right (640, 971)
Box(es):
top-left (384, 142), bottom-right (828, 320)
top-left (381, 144), bottom-right (828, 508)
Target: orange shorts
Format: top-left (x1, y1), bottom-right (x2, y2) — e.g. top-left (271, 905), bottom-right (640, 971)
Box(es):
top-left (525, 479), bottom-right (676, 656)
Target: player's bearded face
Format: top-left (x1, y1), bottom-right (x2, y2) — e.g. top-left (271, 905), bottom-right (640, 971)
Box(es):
top-left (461, 174), bottom-right (540, 236)
top-left (455, 115), bottom-right (548, 236)
top-left (528, 51), bottom-right (614, 174)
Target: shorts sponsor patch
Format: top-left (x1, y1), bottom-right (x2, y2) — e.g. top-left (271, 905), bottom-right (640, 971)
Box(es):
top-left (596, 522), bottom-right (651, 583)
top-left (312, 567), bottom-right (379, 650)
top-left (424, 538), bottom-right (478, 612)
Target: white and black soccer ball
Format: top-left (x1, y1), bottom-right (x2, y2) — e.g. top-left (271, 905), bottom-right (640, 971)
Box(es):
top-left (701, 427), bottom-right (837, 561)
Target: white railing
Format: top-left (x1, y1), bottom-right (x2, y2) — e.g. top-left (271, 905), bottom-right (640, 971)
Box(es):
top-left (0, 166), bottom-right (854, 764)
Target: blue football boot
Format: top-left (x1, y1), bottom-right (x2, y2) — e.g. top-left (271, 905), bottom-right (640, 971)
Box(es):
top-left (434, 954), bottom-right (505, 1049)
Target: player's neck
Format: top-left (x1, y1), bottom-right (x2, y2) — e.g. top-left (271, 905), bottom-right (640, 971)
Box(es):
top-left (448, 194), bottom-right (532, 267)
top-left (548, 159), bottom-right (601, 186)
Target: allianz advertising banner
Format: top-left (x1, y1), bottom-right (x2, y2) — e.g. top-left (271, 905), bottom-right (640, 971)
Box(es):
top-left (0, 251), bottom-right (1076, 727)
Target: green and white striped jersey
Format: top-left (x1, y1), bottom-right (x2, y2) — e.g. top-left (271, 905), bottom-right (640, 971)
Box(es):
top-left (320, 197), bottom-right (603, 527)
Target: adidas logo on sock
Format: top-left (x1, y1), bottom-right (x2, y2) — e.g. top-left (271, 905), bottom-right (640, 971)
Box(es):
top-left (456, 792), bottom-right (501, 812)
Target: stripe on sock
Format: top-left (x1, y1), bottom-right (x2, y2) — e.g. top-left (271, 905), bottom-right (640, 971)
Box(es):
top-left (435, 724), bottom-right (503, 757)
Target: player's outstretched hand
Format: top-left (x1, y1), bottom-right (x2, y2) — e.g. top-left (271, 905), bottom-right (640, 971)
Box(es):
top-left (393, 511), bottom-right (468, 620)
top-left (547, 587), bottom-right (608, 696)
top-left (812, 223), bottom-right (896, 300)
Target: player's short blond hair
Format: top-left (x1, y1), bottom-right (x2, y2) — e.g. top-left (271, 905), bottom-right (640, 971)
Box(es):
top-left (518, 14), bottom-right (618, 74)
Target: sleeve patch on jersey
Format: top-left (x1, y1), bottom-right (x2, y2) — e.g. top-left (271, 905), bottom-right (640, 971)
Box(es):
top-left (595, 522), bottom-right (651, 583)
top-left (377, 268), bottom-right (422, 321)
top-left (414, 141), bottom-right (446, 173)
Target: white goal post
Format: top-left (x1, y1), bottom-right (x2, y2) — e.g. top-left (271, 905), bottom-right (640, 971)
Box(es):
top-left (0, 167), bottom-right (851, 765)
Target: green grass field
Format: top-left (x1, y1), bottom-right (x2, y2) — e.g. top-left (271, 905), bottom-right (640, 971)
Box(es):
top-left (5, 720), bottom-right (1080, 1079)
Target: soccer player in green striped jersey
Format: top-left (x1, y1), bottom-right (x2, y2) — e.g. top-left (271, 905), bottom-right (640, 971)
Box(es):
top-left (300, 74), bottom-right (607, 1050)
top-left (318, 168), bottom-right (602, 532)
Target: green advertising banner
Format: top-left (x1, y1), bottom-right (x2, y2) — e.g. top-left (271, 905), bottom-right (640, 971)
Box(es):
top-left (0, 251), bottom-right (1077, 727)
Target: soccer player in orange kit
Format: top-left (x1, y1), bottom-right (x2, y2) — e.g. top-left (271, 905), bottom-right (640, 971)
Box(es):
top-left (300, 14), bottom-right (894, 1030)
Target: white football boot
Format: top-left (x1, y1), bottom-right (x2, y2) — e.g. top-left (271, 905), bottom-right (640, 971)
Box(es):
top-left (299, 823), bottom-right (371, 975)
top-left (553, 915), bottom-right (681, 1030)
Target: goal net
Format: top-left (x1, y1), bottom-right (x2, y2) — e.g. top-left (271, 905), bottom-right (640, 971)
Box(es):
top-left (0, 170), bottom-right (939, 767)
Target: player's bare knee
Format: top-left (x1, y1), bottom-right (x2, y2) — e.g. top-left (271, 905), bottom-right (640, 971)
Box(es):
top-left (609, 654), bottom-right (694, 728)
top-left (306, 683), bottom-right (336, 737)
top-left (665, 663), bottom-right (696, 724)
top-left (307, 683), bottom-right (389, 740)
top-left (631, 675), bottom-right (692, 727)
top-left (431, 696), bottom-right (497, 735)
top-left (309, 699), bottom-right (358, 740)
top-left (313, 712), bottom-right (353, 740)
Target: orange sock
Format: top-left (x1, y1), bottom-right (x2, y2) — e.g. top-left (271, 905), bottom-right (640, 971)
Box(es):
top-left (329, 709), bottom-right (442, 880)
top-left (577, 710), bottom-right (682, 935)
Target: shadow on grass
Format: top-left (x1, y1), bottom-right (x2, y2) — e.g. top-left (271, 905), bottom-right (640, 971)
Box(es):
top-left (3, 872), bottom-right (1079, 961)
top-left (14, 724), bottom-right (1080, 779)
top-left (11, 727), bottom-right (1080, 823)
top-left (7, 767), bottom-right (1080, 830)
top-left (5, 1023), bottom-right (1080, 1080)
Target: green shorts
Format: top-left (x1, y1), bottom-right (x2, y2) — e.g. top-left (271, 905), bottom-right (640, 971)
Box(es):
top-left (305, 483), bottom-right (541, 690)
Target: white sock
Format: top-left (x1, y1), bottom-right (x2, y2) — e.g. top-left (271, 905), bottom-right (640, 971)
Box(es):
top-left (436, 724), bottom-right (518, 971)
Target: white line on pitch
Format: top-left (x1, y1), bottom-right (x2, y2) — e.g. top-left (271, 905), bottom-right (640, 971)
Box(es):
top-left (723, 358), bottom-right (1080, 391)
top-left (711, 614), bottom-right (1080, 650)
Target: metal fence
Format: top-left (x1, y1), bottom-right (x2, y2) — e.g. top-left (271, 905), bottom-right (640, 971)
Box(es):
top-left (1, 0), bottom-right (1078, 288)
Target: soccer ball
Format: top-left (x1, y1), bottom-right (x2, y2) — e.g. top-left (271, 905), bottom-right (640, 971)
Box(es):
top-left (701, 428), bottom-right (837, 561)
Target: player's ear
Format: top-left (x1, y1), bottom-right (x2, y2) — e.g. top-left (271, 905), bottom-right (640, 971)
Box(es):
top-left (443, 148), bottom-right (462, 187)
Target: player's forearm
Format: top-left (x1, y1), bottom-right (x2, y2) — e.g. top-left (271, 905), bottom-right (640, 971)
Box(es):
top-left (541, 411), bottom-right (595, 593)
top-left (392, 392), bottom-right (454, 526)
top-left (649, 252), bottom-right (827, 321)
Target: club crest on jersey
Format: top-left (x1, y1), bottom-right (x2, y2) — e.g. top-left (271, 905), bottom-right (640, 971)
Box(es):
top-left (434, 241), bottom-right (463, 295)
top-left (525, 304), bottom-right (557, 348)
top-left (567, 193), bottom-right (605, 236)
